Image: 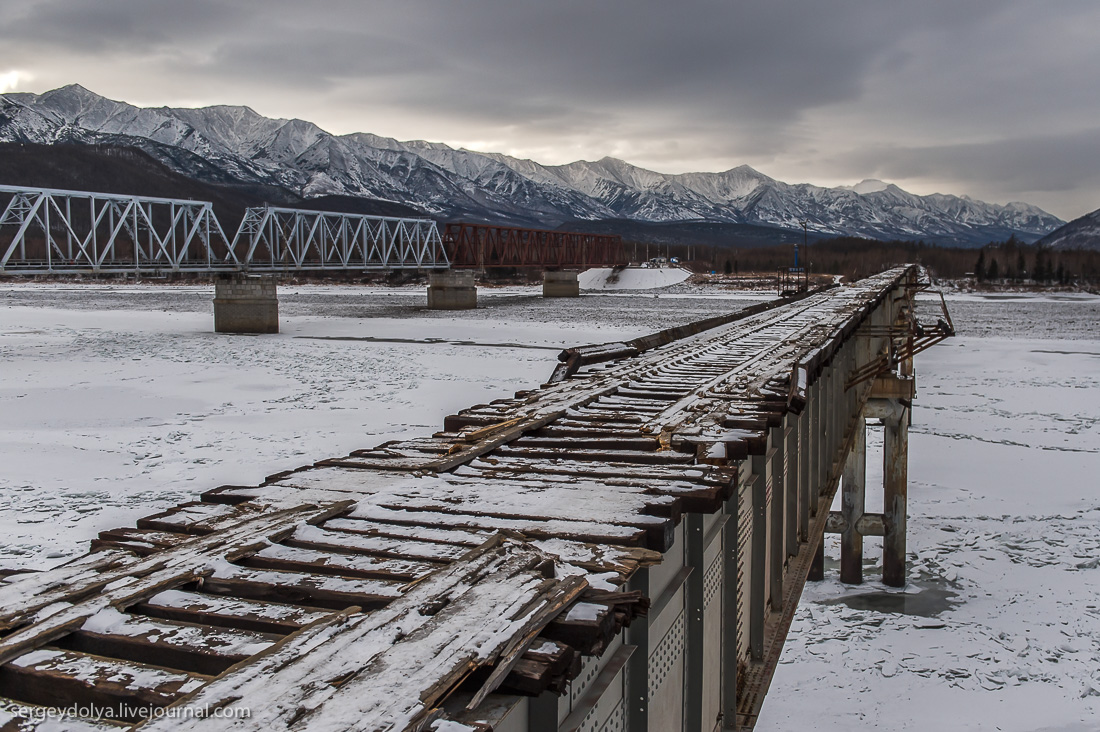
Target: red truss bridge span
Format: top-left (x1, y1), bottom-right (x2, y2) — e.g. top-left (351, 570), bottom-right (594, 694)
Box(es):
top-left (442, 222), bottom-right (627, 269)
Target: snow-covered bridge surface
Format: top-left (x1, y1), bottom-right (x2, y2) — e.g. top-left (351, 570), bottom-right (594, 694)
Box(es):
top-left (0, 267), bottom-right (950, 730)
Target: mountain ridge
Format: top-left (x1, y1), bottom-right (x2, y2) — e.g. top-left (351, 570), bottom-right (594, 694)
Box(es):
top-left (0, 84), bottom-right (1064, 246)
top-left (1036, 207), bottom-right (1100, 251)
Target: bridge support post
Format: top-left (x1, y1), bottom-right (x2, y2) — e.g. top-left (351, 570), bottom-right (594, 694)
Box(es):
top-left (213, 274), bottom-right (279, 334)
top-left (840, 415), bottom-right (866, 584)
top-left (797, 405), bottom-right (810, 542)
top-left (749, 454), bottom-right (767, 659)
top-left (808, 532), bottom-right (825, 582)
top-left (883, 403), bottom-right (910, 587)
top-left (625, 568), bottom-right (650, 732)
top-left (769, 426), bottom-right (785, 612)
top-left (542, 270), bottom-right (580, 297)
top-left (427, 271), bottom-right (477, 310)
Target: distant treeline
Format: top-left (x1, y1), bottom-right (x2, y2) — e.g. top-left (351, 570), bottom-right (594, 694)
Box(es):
top-left (651, 235), bottom-right (1100, 285)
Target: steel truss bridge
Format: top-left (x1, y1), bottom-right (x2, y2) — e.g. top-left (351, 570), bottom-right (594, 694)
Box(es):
top-left (0, 185), bottom-right (449, 275)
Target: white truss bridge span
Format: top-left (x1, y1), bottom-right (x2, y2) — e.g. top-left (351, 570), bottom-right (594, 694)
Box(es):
top-left (0, 185), bottom-right (449, 274)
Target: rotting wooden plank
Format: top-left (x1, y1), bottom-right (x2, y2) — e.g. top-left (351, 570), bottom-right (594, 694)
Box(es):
top-left (462, 456), bottom-right (732, 485)
top-left (240, 542), bottom-right (437, 581)
top-left (136, 502), bottom-right (245, 536)
top-left (0, 649), bottom-right (208, 722)
top-left (132, 590), bottom-right (330, 635)
top-left (443, 470), bottom-right (728, 513)
top-left (510, 436), bottom-right (661, 451)
top-left (492, 445), bottom-right (694, 465)
top-left (364, 498), bottom-right (675, 552)
top-left (139, 542), bottom-right (585, 732)
top-left (317, 517), bottom-right (495, 547)
top-left (0, 503), bottom-right (353, 661)
top-left (51, 607), bottom-right (277, 676)
top-left (95, 528), bottom-right (192, 551)
top-left (201, 560), bottom-right (404, 611)
top-left (375, 475), bottom-right (682, 522)
top-left (340, 505), bottom-right (649, 548)
top-left (284, 524), bottom-right (468, 563)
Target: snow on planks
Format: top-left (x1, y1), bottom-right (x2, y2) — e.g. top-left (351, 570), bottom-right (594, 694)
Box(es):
top-left (0, 267), bottom-right (915, 729)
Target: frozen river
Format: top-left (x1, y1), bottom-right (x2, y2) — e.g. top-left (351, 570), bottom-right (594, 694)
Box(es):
top-left (1, 280), bottom-right (1098, 729)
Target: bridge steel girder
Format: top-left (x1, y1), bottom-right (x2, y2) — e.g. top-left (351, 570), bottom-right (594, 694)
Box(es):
top-left (442, 222), bottom-right (627, 270)
top-left (0, 184), bottom-right (236, 275)
top-left (0, 186), bottom-right (448, 275)
top-left (232, 207), bottom-right (448, 272)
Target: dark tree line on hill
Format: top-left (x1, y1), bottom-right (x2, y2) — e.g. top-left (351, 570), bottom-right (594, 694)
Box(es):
top-left (658, 235), bottom-right (1099, 285)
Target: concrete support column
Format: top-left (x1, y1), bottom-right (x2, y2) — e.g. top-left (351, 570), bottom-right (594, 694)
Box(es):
top-left (213, 274), bottom-right (279, 333)
top-left (840, 415), bottom-right (866, 584)
top-left (883, 405), bottom-right (910, 587)
top-left (542, 270), bottom-right (580, 297)
top-left (427, 270), bottom-right (477, 310)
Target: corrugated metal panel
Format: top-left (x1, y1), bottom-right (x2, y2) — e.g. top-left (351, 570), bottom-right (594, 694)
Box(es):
top-left (763, 464), bottom-right (773, 608)
top-left (702, 542), bottom-right (724, 731)
top-left (648, 609), bottom-right (686, 732)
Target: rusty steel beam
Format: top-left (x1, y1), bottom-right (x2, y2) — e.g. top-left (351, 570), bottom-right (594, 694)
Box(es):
top-left (442, 222), bottom-right (627, 269)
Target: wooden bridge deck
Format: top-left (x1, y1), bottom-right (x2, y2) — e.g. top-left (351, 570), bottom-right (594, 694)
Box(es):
top-left (0, 266), bottom-right (944, 731)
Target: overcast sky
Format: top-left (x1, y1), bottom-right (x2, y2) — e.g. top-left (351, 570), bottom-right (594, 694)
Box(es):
top-left (2, 0), bottom-right (1098, 220)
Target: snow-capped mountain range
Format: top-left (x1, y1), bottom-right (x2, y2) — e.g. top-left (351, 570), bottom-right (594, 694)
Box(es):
top-left (0, 85), bottom-right (1064, 245)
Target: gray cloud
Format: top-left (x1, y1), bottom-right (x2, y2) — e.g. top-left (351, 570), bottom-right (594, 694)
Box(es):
top-left (1, 0), bottom-right (1097, 219)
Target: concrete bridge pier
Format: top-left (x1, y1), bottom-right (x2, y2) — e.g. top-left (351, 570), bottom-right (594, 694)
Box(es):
top-left (213, 274), bottom-right (279, 334)
top-left (865, 397), bottom-right (910, 587)
top-left (882, 402), bottom-right (910, 587)
top-left (542, 270), bottom-right (580, 297)
top-left (427, 270), bottom-right (477, 310)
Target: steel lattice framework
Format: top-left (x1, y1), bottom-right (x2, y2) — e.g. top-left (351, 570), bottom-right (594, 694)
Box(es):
top-left (0, 184), bottom-right (236, 274)
top-left (233, 206), bottom-right (448, 272)
top-left (0, 186), bottom-right (448, 274)
top-left (443, 222), bottom-right (626, 269)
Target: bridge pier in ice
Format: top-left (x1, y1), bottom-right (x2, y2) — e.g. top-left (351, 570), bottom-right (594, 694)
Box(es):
top-left (212, 274), bottom-right (279, 334)
top-left (427, 270), bottom-right (477, 310)
top-left (819, 275), bottom-right (920, 589)
top-left (542, 270), bottom-right (580, 297)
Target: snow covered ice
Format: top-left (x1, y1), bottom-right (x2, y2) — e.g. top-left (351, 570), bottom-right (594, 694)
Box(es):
top-left (2, 280), bottom-right (1098, 729)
